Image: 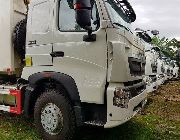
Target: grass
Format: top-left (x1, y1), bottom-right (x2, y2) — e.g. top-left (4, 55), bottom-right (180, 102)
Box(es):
top-left (0, 80), bottom-right (179, 140)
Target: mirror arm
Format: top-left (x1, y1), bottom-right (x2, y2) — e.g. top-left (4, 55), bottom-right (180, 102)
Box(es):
top-left (87, 27), bottom-right (92, 36)
top-left (83, 26), bottom-right (96, 42)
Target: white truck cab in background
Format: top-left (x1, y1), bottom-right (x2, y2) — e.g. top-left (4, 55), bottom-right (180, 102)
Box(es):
top-left (156, 57), bottom-right (166, 85)
top-left (163, 57), bottom-right (173, 80)
top-left (144, 47), bottom-right (158, 93)
top-left (153, 47), bottom-right (166, 86)
top-left (134, 29), bottom-right (158, 93)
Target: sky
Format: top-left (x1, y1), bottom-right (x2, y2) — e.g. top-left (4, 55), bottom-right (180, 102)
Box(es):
top-left (129, 0), bottom-right (180, 40)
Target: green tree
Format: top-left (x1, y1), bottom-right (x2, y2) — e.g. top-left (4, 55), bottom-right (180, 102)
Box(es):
top-left (151, 36), bottom-right (180, 67)
top-left (151, 36), bottom-right (177, 59)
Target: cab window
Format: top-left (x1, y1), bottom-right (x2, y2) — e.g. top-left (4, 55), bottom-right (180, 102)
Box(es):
top-left (31, 1), bottom-right (51, 33)
top-left (59, 0), bottom-right (100, 32)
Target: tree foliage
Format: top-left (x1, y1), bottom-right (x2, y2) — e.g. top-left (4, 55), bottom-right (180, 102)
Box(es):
top-left (151, 36), bottom-right (180, 60)
top-left (151, 36), bottom-right (180, 67)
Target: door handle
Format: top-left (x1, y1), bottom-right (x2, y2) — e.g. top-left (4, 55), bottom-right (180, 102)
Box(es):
top-left (28, 40), bottom-right (36, 45)
top-left (50, 51), bottom-right (64, 57)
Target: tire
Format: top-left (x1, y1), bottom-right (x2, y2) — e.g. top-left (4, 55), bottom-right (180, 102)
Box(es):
top-left (13, 19), bottom-right (27, 60)
top-left (34, 90), bottom-right (76, 140)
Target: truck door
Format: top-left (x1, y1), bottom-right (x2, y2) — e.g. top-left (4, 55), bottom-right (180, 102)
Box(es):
top-left (53, 0), bottom-right (107, 104)
top-left (26, 0), bottom-right (54, 66)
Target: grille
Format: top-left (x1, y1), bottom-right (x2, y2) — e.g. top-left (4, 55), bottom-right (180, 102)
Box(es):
top-left (161, 66), bottom-right (165, 73)
top-left (167, 69), bottom-right (171, 76)
top-left (124, 82), bottom-right (146, 98)
top-left (151, 63), bottom-right (157, 73)
top-left (128, 57), bottom-right (145, 76)
top-left (124, 79), bottom-right (143, 87)
top-left (149, 75), bottom-right (157, 82)
top-left (171, 70), bottom-right (173, 74)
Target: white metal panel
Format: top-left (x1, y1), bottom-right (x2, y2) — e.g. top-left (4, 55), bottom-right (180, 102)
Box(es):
top-left (0, 0), bottom-right (26, 73)
top-left (26, 44), bottom-right (53, 66)
top-left (0, 105), bottom-right (10, 112)
top-left (0, 0), bottom-right (12, 71)
top-left (25, 0), bottom-right (53, 66)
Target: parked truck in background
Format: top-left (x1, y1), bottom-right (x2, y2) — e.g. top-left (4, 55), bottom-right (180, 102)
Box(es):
top-left (173, 61), bottom-right (179, 79)
top-left (153, 47), bottom-right (166, 86)
top-left (144, 47), bottom-right (158, 93)
top-left (135, 29), bottom-right (158, 93)
top-left (163, 57), bottom-right (173, 80)
top-left (0, 0), bottom-right (147, 139)
top-left (156, 57), bottom-right (166, 85)
top-left (170, 60), bottom-right (179, 79)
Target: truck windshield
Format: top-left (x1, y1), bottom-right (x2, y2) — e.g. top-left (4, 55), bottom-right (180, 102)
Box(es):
top-left (105, 0), bottom-right (136, 31)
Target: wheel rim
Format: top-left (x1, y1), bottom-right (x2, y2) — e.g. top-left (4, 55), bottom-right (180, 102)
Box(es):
top-left (41, 103), bottom-right (63, 135)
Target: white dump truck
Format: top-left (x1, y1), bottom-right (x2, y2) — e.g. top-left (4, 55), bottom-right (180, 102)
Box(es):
top-left (0, 0), bottom-right (147, 139)
top-left (152, 47), bottom-right (166, 86)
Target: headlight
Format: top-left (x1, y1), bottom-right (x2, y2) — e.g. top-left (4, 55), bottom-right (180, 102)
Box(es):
top-left (113, 88), bottom-right (131, 108)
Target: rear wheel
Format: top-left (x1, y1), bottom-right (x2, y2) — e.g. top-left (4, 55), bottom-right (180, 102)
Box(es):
top-left (34, 90), bottom-right (76, 140)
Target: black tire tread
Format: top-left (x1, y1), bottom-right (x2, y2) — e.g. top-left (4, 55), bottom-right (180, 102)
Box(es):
top-left (34, 90), bottom-right (76, 140)
top-left (13, 19), bottom-right (27, 59)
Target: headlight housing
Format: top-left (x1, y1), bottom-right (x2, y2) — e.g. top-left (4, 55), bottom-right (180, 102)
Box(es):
top-left (113, 88), bottom-right (131, 108)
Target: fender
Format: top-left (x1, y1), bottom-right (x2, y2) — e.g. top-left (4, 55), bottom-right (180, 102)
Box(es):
top-left (23, 72), bottom-right (81, 117)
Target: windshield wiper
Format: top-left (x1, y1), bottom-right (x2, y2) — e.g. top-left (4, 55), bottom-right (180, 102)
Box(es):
top-left (113, 22), bottom-right (132, 33)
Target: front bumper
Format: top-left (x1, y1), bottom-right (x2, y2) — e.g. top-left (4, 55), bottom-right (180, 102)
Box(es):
top-left (156, 77), bottom-right (165, 86)
top-left (167, 75), bottom-right (173, 80)
top-left (146, 82), bottom-right (157, 93)
top-left (104, 83), bottom-right (147, 128)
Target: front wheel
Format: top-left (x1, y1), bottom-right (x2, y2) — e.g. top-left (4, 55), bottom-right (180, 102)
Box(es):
top-left (34, 90), bottom-right (76, 140)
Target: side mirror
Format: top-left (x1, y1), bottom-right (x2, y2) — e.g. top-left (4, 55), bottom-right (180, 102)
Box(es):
top-left (74, 0), bottom-right (91, 30)
top-left (151, 30), bottom-right (159, 36)
top-left (74, 0), bottom-right (96, 42)
top-left (137, 32), bottom-right (152, 43)
top-left (135, 28), bottom-right (144, 33)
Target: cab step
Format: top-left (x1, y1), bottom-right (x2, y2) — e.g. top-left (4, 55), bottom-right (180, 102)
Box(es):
top-left (0, 86), bottom-right (21, 115)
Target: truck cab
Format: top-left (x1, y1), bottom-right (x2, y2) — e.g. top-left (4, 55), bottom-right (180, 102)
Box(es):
top-left (152, 47), bottom-right (166, 86)
top-left (144, 45), bottom-right (158, 93)
top-left (0, 0), bottom-right (147, 139)
top-left (156, 57), bottom-right (166, 85)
